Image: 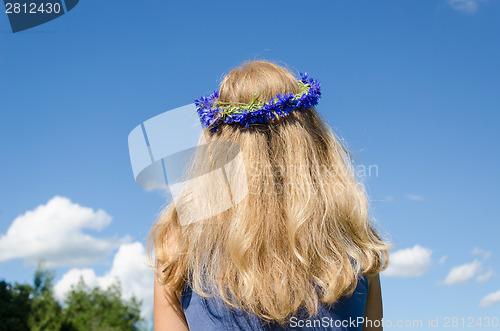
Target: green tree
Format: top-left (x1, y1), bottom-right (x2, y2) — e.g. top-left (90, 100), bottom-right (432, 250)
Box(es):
top-left (1, 260), bottom-right (145, 331)
top-left (62, 276), bottom-right (143, 331)
top-left (0, 280), bottom-right (32, 331)
top-left (28, 262), bottom-right (64, 331)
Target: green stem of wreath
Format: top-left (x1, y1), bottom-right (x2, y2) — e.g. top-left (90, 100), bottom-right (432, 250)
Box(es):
top-left (210, 81), bottom-right (311, 117)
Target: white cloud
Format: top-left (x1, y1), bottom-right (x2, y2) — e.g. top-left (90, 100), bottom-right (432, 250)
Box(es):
top-left (446, 0), bottom-right (486, 14)
top-left (476, 269), bottom-right (493, 283)
top-left (405, 194), bottom-right (424, 201)
top-left (439, 256), bottom-right (448, 264)
top-left (443, 248), bottom-right (493, 285)
top-left (472, 247), bottom-right (492, 260)
top-left (54, 242), bottom-right (154, 319)
top-left (479, 290), bottom-right (500, 307)
top-left (53, 268), bottom-right (100, 295)
top-left (443, 260), bottom-right (482, 285)
top-left (0, 196), bottom-right (130, 267)
top-left (383, 245), bottom-right (432, 277)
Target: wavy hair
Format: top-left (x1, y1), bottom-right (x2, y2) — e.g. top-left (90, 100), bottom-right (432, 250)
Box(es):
top-left (147, 60), bottom-right (391, 326)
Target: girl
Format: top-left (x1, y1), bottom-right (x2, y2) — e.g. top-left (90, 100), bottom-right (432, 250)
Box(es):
top-left (148, 60), bottom-right (391, 330)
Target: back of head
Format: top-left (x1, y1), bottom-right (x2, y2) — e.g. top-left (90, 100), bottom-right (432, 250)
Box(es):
top-left (219, 61), bottom-right (301, 105)
top-left (148, 60), bottom-right (390, 326)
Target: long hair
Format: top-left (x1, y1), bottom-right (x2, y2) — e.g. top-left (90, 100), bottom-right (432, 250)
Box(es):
top-left (147, 60), bottom-right (391, 326)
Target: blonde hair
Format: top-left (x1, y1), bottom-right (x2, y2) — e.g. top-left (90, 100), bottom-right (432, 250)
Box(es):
top-left (147, 60), bottom-right (391, 326)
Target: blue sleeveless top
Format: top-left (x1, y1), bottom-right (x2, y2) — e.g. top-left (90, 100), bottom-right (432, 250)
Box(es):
top-left (180, 275), bottom-right (369, 330)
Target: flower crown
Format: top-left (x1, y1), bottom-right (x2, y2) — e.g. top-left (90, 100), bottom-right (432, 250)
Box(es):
top-left (195, 73), bottom-right (321, 131)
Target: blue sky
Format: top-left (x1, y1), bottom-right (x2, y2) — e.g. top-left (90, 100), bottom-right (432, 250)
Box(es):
top-left (1, 0), bottom-right (499, 328)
